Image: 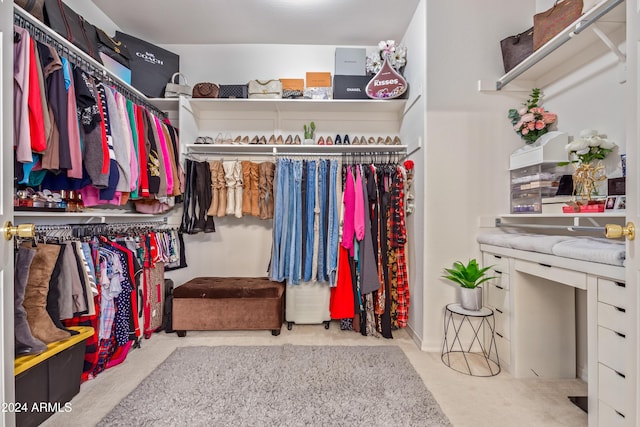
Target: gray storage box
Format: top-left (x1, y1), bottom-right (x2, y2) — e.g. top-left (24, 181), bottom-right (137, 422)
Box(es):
top-left (335, 47), bottom-right (366, 76)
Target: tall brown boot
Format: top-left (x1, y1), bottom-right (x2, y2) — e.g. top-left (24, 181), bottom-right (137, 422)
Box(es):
top-left (22, 243), bottom-right (71, 344)
top-left (249, 162), bottom-right (260, 217)
top-left (14, 246), bottom-right (48, 356)
top-left (207, 160), bottom-right (219, 216)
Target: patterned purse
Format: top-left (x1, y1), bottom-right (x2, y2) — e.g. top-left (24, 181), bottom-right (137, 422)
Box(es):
top-left (218, 84), bottom-right (248, 99)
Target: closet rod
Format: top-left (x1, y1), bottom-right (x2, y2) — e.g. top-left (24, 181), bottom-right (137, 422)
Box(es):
top-left (495, 220), bottom-right (605, 235)
top-left (35, 220), bottom-right (168, 232)
top-left (13, 5), bottom-right (166, 119)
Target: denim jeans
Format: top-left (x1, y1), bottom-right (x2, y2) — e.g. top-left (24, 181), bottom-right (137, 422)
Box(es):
top-left (270, 159), bottom-right (287, 281)
top-left (326, 160), bottom-right (339, 286)
top-left (316, 159), bottom-right (328, 282)
top-left (303, 160), bottom-right (316, 282)
top-left (287, 160), bottom-right (303, 284)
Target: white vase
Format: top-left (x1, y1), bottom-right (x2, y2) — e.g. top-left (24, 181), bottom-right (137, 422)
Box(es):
top-left (460, 287), bottom-right (482, 311)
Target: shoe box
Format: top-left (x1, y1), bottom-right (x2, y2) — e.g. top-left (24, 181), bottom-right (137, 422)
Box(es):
top-left (335, 48), bottom-right (366, 76)
top-left (333, 75), bottom-right (372, 99)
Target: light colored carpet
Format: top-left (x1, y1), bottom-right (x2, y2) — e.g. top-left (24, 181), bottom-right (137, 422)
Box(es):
top-left (97, 345), bottom-right (452, 427)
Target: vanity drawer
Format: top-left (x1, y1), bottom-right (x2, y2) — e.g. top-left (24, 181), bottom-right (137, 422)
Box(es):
top-left (598, 301), bottom-right (629, 336)
top-left (487, 284), bottom-right (509, 311)
top-left (599, 400), bottom-right (627, 427)
top-left (490, 333), bottom-right (510, 368)
top-left (598, 326), bottom-right (629, 374)
top-left (483, 253), bottom-right (509, 276)
top-left (514, 259), bottom-right (587, 289)
top-left (598, 279), bottom-right (628, 310)
top-left (492, 307), bottom-right (510, 340)
top-left (599, 363), bottom-right (629, 416)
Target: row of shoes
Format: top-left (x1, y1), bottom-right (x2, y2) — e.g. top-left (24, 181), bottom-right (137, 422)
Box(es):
top-left (317, 135), bottom-right (402, 145)
top-left (194, 133), bottom-right (403, 146)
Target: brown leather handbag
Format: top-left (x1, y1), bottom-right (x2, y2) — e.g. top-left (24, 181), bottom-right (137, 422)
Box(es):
top-left (192, 82), bottom-right (219, 98)
top-left (533, 0), bottom-right (583, 50)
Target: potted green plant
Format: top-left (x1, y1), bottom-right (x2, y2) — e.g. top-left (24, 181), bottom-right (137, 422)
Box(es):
top-left (303, 121), bottom-right (316, 145)
top-left (442, 259), bottom-right (495, 311)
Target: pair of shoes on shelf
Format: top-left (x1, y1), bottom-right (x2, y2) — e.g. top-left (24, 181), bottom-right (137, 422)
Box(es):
top-left (249, 135), bottom-right (268, 145)
top-left (232, 136), bottom-right (250, 145)
top-left (334, 135), bottom-right (351, 145)
top-left (283, 135), bottom-right (301, 145)
top-left (194, 136), bottom-right (213, 144)
top-left (214, 133), bottom-right (233, 144)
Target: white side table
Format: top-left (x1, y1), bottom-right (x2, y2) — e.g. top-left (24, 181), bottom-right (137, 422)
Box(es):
top-left (441, 303), bottom-right (501, 377)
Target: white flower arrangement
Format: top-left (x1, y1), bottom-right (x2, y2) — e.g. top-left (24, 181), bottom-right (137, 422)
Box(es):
top-left (366, 40), bottom-right (407, 75)
top-left (565, 129), bottom-right (617, 164)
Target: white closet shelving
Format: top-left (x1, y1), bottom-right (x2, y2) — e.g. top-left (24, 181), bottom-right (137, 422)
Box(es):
top-left (479, 0), bottom-right (626, 91)
top-left (179, 97), bottom-right (412, 154)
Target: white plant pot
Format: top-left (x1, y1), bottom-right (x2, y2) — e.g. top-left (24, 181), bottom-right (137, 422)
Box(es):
top-left (460, 287), bottom-right (482, 311)
top-left (303, 138), bottom-right (315, 145)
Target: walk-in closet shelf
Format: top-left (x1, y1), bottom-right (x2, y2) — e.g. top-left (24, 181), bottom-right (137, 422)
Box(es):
top-left (185, 143), bottom-right (409, 155)
top-left (478, 0), bottom-right (626, 91)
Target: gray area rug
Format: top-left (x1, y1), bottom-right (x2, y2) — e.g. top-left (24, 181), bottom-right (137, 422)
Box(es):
top-left (98, 345), bottom-right (451, 427)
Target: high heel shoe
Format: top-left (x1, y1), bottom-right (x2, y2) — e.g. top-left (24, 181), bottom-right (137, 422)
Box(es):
top-left (317, 136), bottom-right (325, 145)
top-left (326, 136), bottom-right (334, 145)
top-left (275, 135), bottom-right (284, 145)
top-left (250, 135), bottom-right (259, 144)
top-left (352, 136), bottom-right (360, 145)
top-left (377, 137), bottom-right (385, 145)
top-left (241, 136), bottom-right (249, 144)
top-left (233, 135), bottom-right (243, 144)
top-left (384, 136), bottom-right (392, 145)
top-left (267, 134), bottom-right (276, 145)
top-left (285, 135), bottom-right (293, 145)
top-left (259, 136), bottom-right (267, 145)
top-left (368, 137), bottom-right (376, 145)
top-left (294, 135), bottom-right (301, 145)
top-left (343, 135), bottom-right (350, 145)
top-left (393, 136), bottom-right (402, 145)
top-left (335, 135), bottom-right (342, 145)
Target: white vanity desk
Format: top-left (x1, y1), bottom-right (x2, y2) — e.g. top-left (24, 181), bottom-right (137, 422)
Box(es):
top-left (479, 240), bottom-right (633, 426)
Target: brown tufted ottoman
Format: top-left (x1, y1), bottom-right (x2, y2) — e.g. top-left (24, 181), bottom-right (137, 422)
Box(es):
top-left (172, 277), bottom-right (285, 336)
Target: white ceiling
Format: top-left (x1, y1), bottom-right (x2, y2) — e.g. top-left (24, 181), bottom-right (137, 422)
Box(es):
top-left (91, 0), bottom-right (421, 46)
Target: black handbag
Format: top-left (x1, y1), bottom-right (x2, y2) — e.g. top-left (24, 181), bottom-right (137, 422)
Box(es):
top-left (95, 28), bottom-right (131, 67)
top-left (500, 27), bottom-right (534, 73)
top-left (43, 0), bottom-right (102, 64)
top-left (218, 84), bottom-right (248, 99)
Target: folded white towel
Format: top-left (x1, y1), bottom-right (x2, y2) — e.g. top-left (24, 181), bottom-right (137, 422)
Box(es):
top-left (476, 232), bottom-right (528, 248)
top-left (509, 234), bottom-right (572, 255)
top-left (551, 237), bottom-right (626, 266)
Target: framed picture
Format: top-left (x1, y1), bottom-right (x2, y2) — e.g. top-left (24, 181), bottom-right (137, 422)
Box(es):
top-left (605, 196), bottom-right (617, 210)
top-left (614, 195), bottom-right (626, 210)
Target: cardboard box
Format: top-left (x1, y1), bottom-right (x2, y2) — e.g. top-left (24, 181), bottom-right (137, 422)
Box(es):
top-left (333, 75), bottom-right (371, 99)
top-left (335, 48), bottom-right (366, 76)
top-left (306, 72), bottom-right (332, 88)
top-left (280, 78), bottom-right (304, 91)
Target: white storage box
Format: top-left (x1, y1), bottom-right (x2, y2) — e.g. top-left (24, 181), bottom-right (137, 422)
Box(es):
top-left (285, 281), bottom-right (331, 330)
